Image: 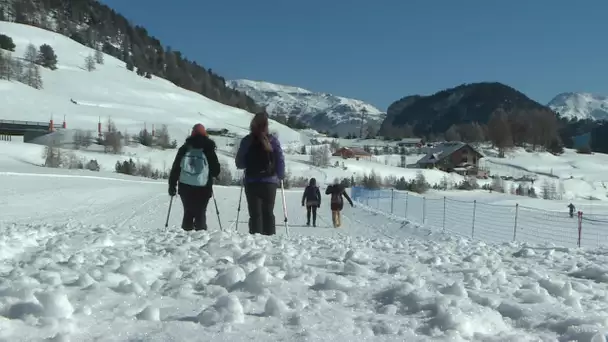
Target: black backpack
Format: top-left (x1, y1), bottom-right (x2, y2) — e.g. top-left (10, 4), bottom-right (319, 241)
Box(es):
top-left (306, 186), bottom-right (319, 201)
top-left (245, 136), bottom-right (275, 177)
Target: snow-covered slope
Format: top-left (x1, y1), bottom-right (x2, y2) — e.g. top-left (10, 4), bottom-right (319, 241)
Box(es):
top-left (227, 79), bottom-right (386, 137)
top-left (2, 162), bottom-right (608, 341)
top-left (548, 92), bottom-right (608, 121)
top-left (0, 22), bottom-right (305, 146)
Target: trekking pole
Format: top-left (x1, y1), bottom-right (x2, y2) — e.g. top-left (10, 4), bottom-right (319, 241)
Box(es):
top-left (164, 196), bottom-right (174, 229)
top-left (235, 177), bottom-right (244, 232)
top-left (212, 191), bottom-right (223, 231)
top-left (280, 180), bottom-right (289, 236)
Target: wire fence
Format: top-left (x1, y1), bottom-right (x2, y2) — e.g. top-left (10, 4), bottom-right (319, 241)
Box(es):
top-left (351, 186), bottom-right (608, 248)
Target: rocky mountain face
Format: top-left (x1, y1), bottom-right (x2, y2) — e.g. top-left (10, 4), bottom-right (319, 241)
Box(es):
top-left (548, 92), bottom-right (608, 121)
top-left (227, 79), bottom-right (386, 137)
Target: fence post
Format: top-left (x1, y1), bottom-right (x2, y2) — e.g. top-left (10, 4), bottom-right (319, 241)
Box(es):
top-left (578, 211), bottom-right (583, 247)
top-left (390, 189), bottom-right (394, 214)
top-left (423, 197), bottom-right (426, 225)
top-left (442, 197), bottom-right (446, 232)
top-left (404, 192), bottom-right (409, 219)
top-left (471, 200), bottom-right (477, 239)
top-left (512, 204), bottom-right (519, 242)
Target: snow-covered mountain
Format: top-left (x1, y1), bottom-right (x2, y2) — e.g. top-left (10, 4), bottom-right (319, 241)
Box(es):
top-left (227, 79), bottom-right (386, 137)
top-left (548, 92), bottom-right (608, 121)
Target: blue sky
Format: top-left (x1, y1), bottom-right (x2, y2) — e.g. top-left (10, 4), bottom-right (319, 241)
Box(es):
top-left (100, 0), bottom-right (607, 111)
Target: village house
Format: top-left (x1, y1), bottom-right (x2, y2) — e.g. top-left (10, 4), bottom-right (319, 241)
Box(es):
top-left (397, 137), bottom-right (423, 148)
top-left (415, 142), bottom-right (485, 177)
top-left (332, 147), bottom-right (373, 161)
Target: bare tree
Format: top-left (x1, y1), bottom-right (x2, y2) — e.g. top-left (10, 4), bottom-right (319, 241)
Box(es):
top-left (491, 176), bottom-right (505, 193)
top-left (11, 57), bottom-right (23, 82)
top-left (23, 43), bottom-right (37, 64)
top-left (85, 54), bottom-right (96, 71)
top-left (215, 160), bottom-right (233, 185)
top-left (73, 129), bottom-right (93, 149)
top-left (0, 51), bottom-right (7, 80)
top-left (156, 124), bottom-right (171, 149)
top-left (94, 49), bottom-right (104, 64)
top-left (444, 125), bottom-right (461, 142)
top-left (23, 60), bottom-right (42, 89)
top-left (488, 108), bottom-right (513, 157)
top-left (43, 135), bottom-right (63, 168)
top-left (103, 117), bottom-right (122, 154)
top-left (310, 145), bottom-right (331, 167)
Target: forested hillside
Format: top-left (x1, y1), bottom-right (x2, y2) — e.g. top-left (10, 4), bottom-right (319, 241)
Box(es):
top-left (0, 0), bottom-right (261, 113)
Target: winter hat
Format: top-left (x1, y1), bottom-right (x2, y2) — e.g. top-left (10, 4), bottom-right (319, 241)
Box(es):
top-left (191, 123), bottom-right (207, 136)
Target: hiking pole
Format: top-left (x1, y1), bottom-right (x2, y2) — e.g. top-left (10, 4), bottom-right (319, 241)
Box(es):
top-left (165, 196), bottom-right (174, 229)
top-left (280, 180), bottom-right (289, 236)
top-left (212, 191), bottom-right (223, 231)
top-left (235, 177), bottom-right (244, 232)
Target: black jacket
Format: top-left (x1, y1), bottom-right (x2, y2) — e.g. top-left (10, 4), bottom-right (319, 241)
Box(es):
top-left (325, 184), bottom-right (353, 206)
top-left (302, 185), bottom-right (321, 206)
top-left (169, 135), bottom-right (220, 190)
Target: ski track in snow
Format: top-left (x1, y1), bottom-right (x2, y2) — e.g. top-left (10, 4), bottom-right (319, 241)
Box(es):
top-left (3, 172), bottom-right (608, 341)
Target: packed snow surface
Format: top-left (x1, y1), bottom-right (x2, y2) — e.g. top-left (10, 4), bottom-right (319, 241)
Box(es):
top-left (2, 162), bottom-right (608, 341)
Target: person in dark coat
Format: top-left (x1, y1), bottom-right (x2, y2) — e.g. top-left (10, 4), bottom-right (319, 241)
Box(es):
top-left (301, 178), bottom-right (321, 227)
top-left (235, 111), bottom-right (286, 235)
top-left (325, 182), bottom-right (353, 228)
top-left (168, 123), bottom-right (220, 231)
top-left (568, 203), bottom-right (575, 218)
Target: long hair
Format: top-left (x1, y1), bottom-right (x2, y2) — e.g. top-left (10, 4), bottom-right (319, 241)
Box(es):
top-left (250, 111), bottom-right (272, 152)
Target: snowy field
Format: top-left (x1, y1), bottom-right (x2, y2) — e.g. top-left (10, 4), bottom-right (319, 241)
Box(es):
top-left (3, 159), bottom-right (608, 341)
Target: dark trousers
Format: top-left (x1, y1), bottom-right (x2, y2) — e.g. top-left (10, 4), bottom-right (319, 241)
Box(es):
top-left (306, 205), bottom-right (317, 225)
top-left (178, 183), bottom-right (212, 231)
top-left (245, 182), bottom-right (278, 235)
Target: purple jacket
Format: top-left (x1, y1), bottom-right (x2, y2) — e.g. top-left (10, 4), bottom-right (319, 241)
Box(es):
top-left (235, 134), bottom-right (285, 184)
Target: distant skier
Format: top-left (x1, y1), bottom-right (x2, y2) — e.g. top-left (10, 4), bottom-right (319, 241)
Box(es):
top-left (325, 182), bottom-right (354, 228)
top-left (568, 203), bottom-right (575, 218)
top-left (301, 178), bottom-right (321, 227)
top-left (168, 123), bottom-right (220, 231)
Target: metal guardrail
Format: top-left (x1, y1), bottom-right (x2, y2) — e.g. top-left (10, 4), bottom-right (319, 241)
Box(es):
top-left (0, 119), bottom-right (62, 128)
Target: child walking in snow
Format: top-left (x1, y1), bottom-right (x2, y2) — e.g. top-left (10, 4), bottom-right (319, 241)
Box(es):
top-left (302, 178), bottom-right (321, 227)
top-left (325, 182), bottom-right (353, 228)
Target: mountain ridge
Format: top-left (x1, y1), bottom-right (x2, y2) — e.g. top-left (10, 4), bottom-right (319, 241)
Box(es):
top-left (548, 92), bottom-right (608, 121)
top-left (227, 79), bottom-right (386, 137)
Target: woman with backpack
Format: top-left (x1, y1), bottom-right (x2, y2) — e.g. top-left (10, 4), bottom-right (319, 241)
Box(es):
top-left (168, 123), bottom-right (221, 231)
top-left (235, 111), bottom-right (286, 235)
top-left (325, 182), bottom-right (354, 228)
top-left (301, 178), bottom-right (321, 227)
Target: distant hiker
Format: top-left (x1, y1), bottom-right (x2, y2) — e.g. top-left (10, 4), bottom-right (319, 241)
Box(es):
top-left (568, 203), bottom-right (575, 218)
top-left (168, 123), bottom-right (220, 231)
top-left (302, 178), bottom-right (321, 227)
top-left (325, 182), bottom-right (353, 228)
top-left (235, 111), bottom-right (286, 235)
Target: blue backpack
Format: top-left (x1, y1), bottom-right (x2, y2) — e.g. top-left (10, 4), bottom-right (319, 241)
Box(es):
top-left (179, 148), bottom-right (209, 186)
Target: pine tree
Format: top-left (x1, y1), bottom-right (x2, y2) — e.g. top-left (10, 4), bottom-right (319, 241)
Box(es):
top-left (0, 34), bottom-right (15, 51)
top-left (36, 44), bottom-right (58, 70)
